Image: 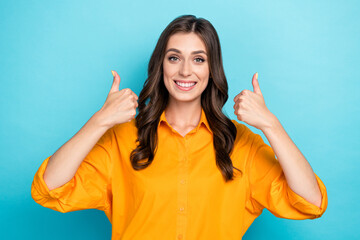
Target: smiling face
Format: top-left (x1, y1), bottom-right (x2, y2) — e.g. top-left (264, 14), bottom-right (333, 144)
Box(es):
top-left (162, 32), bottom-right (210, 105)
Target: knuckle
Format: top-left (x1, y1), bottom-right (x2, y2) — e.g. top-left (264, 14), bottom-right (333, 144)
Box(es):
top-left (120, 89), bottom-right (127, 95)
top-left (242, 90), bottom-right (250, 95)
top-left (235, 111), bottom-right (242, 119)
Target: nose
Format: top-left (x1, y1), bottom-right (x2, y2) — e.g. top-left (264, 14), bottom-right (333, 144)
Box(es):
top-left (179, 59), bottom-right (192, 77)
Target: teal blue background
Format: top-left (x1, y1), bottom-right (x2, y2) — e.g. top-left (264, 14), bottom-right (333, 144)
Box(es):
top-left (1, 0), bottom-right (359, 239)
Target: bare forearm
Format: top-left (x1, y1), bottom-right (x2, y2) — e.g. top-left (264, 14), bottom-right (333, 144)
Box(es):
top-left (43, 111), bottom-right (109, 191)
top-left (261, 115), bottom-right (322, 207)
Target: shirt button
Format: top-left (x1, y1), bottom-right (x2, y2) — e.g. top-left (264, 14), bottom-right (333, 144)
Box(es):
top-left (177, 234), bottom-right (183, 239)
top-left (180, 179), bottom-right (186, 184)
top-left (179, 207), bottom-right (185, 212)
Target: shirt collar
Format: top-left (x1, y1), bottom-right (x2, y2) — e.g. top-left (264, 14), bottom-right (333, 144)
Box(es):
top-left (157, 107), bottom-right (213, 134)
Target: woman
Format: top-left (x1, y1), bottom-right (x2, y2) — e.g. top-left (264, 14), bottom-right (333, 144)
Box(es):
top-left (31, 15), bottom-right (328, 239)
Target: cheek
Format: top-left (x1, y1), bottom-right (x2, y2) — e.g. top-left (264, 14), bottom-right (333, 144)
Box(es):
top-left (202, 79), bottom-right (209, 90)
top-left (197, 69), bottom-right (210, 81)
top-left (163, 62), bottom-right (176, 78)
top-left (162, 63), bottom-right (172, 90)
top-left (196, 63), bottom-right (210, 77)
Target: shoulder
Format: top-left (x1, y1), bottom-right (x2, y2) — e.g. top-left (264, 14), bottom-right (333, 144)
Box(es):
top-left (230, 119), bottom-right (261, 148)
top-left (111, 119), bottom-right (138, 144)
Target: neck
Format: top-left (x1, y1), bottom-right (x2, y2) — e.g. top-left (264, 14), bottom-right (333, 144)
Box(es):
top-left (165, 98), bottom-right (202, 128)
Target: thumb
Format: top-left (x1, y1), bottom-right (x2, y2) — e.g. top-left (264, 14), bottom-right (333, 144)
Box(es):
top-left (252, 72), bottom-right (262, 95)
top-left (109, 70), bottom-right (121, 93)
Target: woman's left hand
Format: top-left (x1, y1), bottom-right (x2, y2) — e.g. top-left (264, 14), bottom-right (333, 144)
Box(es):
top-left (233, 72), bottom-right (276, 131)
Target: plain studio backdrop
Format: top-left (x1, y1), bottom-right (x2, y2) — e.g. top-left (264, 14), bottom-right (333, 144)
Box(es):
top-left (0, 0), bottom-right (359, 239)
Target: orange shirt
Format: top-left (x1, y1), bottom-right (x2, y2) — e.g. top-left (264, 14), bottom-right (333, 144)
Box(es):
top-left (31, 108), bottom-right (328, 240)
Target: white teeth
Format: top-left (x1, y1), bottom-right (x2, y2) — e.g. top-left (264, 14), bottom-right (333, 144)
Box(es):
top-left (175, 81), bottom-right (196, 88)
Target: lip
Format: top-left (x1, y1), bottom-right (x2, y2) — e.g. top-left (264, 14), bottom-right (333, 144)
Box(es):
top-left (173, 80), bottom-right (197, 91)
top-left (174, 80), bottom-right (197, 83)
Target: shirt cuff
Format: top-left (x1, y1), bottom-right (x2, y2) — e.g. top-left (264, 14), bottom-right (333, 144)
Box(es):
top-left (31, 155), bottom-right (75, 200)
top-left (286, 173), bottom-right (328, 218)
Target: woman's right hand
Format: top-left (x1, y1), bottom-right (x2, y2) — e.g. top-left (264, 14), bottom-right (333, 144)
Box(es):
top-left (95, 70), bottom-right (138, 129)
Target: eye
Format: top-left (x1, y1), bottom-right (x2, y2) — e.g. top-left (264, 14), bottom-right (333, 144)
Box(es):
top-left (168, 56), bottom-right (179, 62)
top-left (194, 57), bottom-right (205, 63)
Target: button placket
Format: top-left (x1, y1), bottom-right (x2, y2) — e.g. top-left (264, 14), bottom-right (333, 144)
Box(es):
top-left (176, 137), bottom-right (188, 240)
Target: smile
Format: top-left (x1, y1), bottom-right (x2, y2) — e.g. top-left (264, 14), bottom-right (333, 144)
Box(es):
top-left (174, 80), bottom-right (197, 91)
top-left (175, 81), bottom-right (196, 87)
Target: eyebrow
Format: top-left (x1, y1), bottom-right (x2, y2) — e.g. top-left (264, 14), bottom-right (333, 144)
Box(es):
top-left (165, 48), bottom-right (207, 55)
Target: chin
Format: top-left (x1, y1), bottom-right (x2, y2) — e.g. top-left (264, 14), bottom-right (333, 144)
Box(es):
top-left (170, 94), bottom-right (201, 103)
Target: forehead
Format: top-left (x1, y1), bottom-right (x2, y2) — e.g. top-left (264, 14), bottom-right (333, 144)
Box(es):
top-left (166, 32), bottom-right (207, 53)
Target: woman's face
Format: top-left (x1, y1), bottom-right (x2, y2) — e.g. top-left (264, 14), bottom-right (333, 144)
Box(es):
top-left (162, 32), bottom-right (210, 105)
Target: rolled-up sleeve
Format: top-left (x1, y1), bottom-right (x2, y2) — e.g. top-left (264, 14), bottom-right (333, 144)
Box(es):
top-left (31, 127), bottom-right (115, 213)
top-left (247, 134), bottom-right (328, 220)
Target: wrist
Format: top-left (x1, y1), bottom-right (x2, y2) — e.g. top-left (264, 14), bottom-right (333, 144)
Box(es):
top-left (261, 113), bottom-right (281, 134)
top-left (90, 110), bottom-right (112, 130)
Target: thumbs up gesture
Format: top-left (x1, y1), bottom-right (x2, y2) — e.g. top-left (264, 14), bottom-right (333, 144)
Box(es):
top-left (96, 70), bottom-right (138, 129)
top-left (233, 73), bottom-right (276, 131)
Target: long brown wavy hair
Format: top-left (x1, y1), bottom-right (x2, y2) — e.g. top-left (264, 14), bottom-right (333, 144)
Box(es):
top-left (130, 14), bottom-right (240, 182)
